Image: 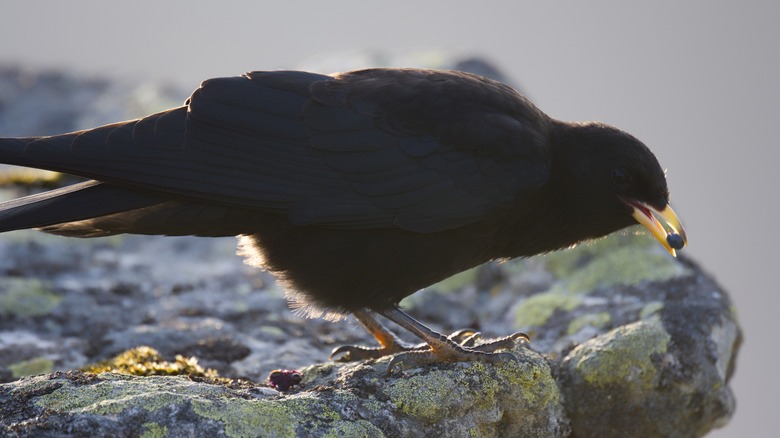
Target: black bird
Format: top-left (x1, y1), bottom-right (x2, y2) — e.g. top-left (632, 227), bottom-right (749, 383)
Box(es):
top-left (0, 68), bottom-right (686, 371)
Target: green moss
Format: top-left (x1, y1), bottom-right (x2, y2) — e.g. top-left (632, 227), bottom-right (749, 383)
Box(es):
top-left (567, 312), bottom-right (611, 335)
top-left (0, 278), bottom-right (61, 317)
top-left (567, 320), bottom-right (671, 390)
top-left (82, 346), bottom-right (221, 380)
top-left (141, 422), bottom-right (168, 438)
top-left (9, 356), bottom-right (54, 378)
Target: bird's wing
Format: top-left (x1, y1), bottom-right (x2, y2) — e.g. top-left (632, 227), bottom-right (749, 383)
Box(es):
top-left (17, 69), bottom-right (551, 232)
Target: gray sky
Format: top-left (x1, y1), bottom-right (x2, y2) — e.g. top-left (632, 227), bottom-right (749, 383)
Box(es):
top-left (2, 1), bottom-right (778, 435)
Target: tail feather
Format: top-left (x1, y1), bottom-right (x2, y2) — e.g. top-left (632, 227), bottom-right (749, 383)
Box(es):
top-left (0, 179), bottom-right (266, 238)
top-left (0, 137), bottom-right (40, 163)
top-left (0, 180), bottom-right (165, 233)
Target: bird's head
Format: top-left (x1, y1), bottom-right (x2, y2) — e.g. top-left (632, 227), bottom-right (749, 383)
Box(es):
top-left (552, 122), bottom-right (687, 256)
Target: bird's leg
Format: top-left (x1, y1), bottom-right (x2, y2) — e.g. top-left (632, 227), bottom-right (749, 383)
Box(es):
top-left (330, 309), bottom-right (421, 361)
top-left (380, 307), bottom-right (529, 374)
top-left (330, 308), bottom-right (528, 369)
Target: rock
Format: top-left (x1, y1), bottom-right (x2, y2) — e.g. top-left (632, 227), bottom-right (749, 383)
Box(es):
top-left (0, 61), bottom-right (740, 437)
top-left (0, 347), bottom-right (566, 437)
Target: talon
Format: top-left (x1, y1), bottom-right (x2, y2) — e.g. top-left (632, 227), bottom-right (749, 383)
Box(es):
top-left (510, 332), bottom-right (531, 343)
top-left (329, 345), bottom-right (359, 362)
top-left (386, 354), bottom-right (409, 375)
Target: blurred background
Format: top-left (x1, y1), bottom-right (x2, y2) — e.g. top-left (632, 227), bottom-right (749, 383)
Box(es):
top-left (0, 1), bottom-right (776, 435)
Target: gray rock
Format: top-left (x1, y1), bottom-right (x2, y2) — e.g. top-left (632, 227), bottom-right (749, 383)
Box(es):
top-left (0, 348), bottom-right (566, 438)
top-left (0, 62), bottom-right (740, 437)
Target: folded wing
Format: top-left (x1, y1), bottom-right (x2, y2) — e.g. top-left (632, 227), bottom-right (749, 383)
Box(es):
top-left (2, 69), bottom-right (552, 234)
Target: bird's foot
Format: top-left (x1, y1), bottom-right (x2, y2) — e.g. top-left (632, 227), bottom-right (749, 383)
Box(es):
top-left (330, 328), bottom-right (487, 362)
top-left (386, 331), bottom-right (529, 374)
top-left (332, 308), bottom-right (529, 373)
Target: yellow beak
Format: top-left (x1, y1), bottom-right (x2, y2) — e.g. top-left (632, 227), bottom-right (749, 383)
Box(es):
top-left (625, 200), bottom-right (688, 257)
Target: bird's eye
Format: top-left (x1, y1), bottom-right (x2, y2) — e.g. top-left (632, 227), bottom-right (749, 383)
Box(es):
top-left (611, 168), bottom-right (629, 186)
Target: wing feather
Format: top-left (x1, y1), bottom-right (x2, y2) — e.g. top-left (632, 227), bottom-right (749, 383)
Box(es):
top-left (11, 68), bottom-right (551, 233)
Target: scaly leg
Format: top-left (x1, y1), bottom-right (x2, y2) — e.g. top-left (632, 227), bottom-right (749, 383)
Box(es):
top-left (380, 307), bottom-right (528, 374)
top-left (330, 309), bottom-right (420, 361)
top-left (331, 307), bottom-right (529, 373)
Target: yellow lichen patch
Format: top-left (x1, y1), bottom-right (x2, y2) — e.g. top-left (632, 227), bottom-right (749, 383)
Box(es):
top-left (34, 374), bottom-right (233, 415)
top-left (193, 397), bottom-right (298, 438)
top-left (512, 230), bottom-right (688, 330)
top-left (192, 392), bottom-right (344, 438)
top-left (494, 347), bottom-right (560, 408)
top-left (541, 227), bottom-right (688, 291)
top-left (35, 373), bottom-right (359, 437)
top-left (567, 320), bottom-right (671, 390)
top-left (82, 346), bottom-right (222, 380)
top-left (384, 347), bottom-right (559, 430)
top-left (385, 371), bottom-right (462, 421)
top-left (561, 246), bottom-right (684, 293)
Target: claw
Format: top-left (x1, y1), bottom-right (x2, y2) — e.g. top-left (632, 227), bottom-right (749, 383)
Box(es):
top-left (509, 332), bottom-right (531, 343)
top-left (330, 345), bottom-right (365, 362)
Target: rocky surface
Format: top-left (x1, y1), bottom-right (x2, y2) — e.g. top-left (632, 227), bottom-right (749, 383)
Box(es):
top-left (0, 62), bottom-right (740, 437)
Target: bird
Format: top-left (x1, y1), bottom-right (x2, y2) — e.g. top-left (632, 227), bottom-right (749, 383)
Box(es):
top-left (0, 68), bottom-right (686, 372)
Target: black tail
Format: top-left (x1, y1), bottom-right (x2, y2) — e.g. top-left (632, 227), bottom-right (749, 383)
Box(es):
top-left (0, 178), bottom-right (266, 238)
top-left (0, 136), bottom-right (42, 165)
top-left (0, 180), bottom-right (165, 234)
